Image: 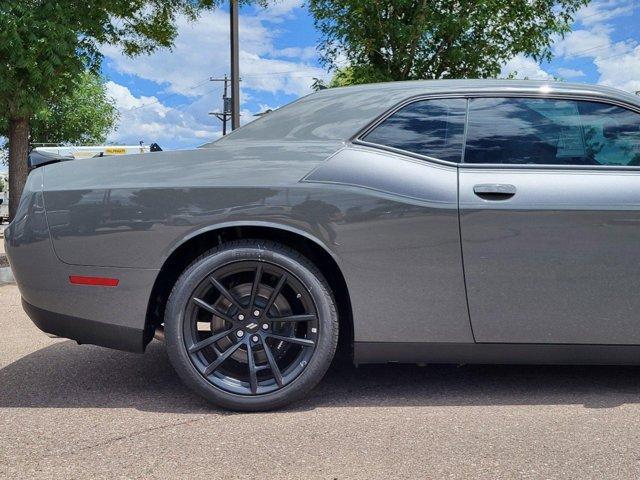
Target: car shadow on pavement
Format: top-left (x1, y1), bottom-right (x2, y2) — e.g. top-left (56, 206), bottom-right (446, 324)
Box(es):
top-left (2, 340), bottom-right (640, 413)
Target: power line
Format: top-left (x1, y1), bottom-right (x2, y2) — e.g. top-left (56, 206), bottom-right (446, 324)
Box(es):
top-left (592, 45), bottom-right (640, 62)
top-left (209, 75), bottom-right (232, 135)
top-left (557, 4), bottom-right (638, 58)
top-left (118, 77), bottom-right (212, 116)
top-left (556, 36), bottom-right (638, 62)
top-left (242, 70), bottom-right (327, 78)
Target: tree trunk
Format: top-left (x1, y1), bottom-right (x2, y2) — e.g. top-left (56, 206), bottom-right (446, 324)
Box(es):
top-left (8, 117), bottom-right (30, 221)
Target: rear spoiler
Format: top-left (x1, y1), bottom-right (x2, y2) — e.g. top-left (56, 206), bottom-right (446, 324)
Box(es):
top-left (28, 150), bottom-right (74, 170)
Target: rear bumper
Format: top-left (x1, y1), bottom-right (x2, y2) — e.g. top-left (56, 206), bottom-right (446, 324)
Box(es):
top-left (5, 168), bottom-right (159, 353)
top-left (23, 299), bottom-right (146, 352)
top-left (9, 243), bottom-right (160, 353)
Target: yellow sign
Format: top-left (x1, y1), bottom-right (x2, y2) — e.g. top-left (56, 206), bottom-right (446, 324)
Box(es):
top-left (105, 147), bottom-right (127, 155)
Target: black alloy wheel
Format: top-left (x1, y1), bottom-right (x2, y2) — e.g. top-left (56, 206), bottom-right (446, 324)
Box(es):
top-left (165, 240), bottom-right (339, 411)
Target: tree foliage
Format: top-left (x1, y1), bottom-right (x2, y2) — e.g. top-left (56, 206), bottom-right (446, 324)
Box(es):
top-left (312, 66), bottom-right (359, 91)
top-left (1, 72), bottom-right (118, 147)
top-left (30, 72), bottom-right (119, 146)
top-left (0, 1), bottom-right (220, 121)
top-left (0, 0), bottom-right (265, 219)
top-left (307, 0), bottom-right (589, 84)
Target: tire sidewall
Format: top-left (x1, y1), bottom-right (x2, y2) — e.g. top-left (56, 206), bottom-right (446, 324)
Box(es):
top-left (165, 243), bottom-right (338, 411)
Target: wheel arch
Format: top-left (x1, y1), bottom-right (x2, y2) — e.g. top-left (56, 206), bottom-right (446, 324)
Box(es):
top-left (145, 224), bottom-right (354, 358)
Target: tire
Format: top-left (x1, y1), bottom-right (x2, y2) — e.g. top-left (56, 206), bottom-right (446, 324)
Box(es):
top-left (164, 239), bottom-right (339, 411)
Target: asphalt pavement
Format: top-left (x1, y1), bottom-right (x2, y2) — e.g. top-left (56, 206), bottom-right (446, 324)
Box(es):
top-left (2, 282), bottom-right (640, 479)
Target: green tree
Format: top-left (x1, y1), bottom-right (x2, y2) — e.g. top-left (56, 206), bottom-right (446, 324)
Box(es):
top-left (312, 66), bottom-right (358, 91)
top-left (307, 0), bottom-right (588, 85)
top-left (0, 0), bottom-right (267, 220)
top-left (2, 71), bottom-right (119, 148)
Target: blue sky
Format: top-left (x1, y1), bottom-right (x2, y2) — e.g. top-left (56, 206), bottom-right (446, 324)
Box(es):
top-left (98, 0), bottom-right (640, 150)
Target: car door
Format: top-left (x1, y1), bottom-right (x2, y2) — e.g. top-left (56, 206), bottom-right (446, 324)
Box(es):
top-left (460, 96), bottom-right (640, 344)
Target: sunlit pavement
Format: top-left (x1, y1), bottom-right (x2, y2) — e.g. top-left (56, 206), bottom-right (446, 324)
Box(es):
top-left (0, 226), bottom-right (7, 272)
top-left (0, 224), bottom-right (6, 256)
top-left (1, 283), bottom-right (640, 479)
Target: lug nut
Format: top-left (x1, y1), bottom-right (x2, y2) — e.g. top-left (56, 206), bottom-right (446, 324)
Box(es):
top-left (238, 314), bottom-right (245, 321)
top-left (262, 323), bottom-right (269, 330)
top-left (236, 330), bottom-right (244, 338)
top-left (252, 335), bottom-right (260, 343)
top-left (253, 310), bottom-right (260, 317)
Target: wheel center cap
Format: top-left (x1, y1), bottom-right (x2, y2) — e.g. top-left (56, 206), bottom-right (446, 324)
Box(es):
top-left (245, 322), bottom-right (259, 333)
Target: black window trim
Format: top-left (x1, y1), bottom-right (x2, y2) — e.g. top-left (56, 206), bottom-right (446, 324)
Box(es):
top-left (352, 92), bottom-right (640, 172)
top-left (353, 94), bottom-right (469, 167)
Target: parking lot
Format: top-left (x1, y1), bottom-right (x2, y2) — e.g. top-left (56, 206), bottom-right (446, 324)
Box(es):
top-left (1, 281), bottom-right (640, 479)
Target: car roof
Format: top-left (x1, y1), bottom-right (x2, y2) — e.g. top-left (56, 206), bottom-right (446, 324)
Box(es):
top-left (206, 80), bottom-right (640, 146)
top-left (320, 79), bottom-right (640, 102)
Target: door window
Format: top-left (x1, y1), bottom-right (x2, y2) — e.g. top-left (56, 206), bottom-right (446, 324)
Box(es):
top-left (362, 98), bottom-right (467, 162)
top-left (464, 97), bottom-right (640, 166)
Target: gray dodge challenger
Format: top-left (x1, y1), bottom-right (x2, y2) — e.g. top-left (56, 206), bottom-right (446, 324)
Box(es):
top-left (6, 79), bottom-right (640, 410)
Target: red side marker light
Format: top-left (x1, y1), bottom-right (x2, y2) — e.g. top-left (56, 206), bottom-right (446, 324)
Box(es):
top-left (69, 275), bottom-right (119, 287)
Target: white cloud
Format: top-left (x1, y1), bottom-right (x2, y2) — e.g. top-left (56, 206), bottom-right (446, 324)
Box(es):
top-left (574, 0), bottom-right (636, 26)
top-left (102, 9), bottom-right (327, 99)
top-left (550, 0), bottom-right (640, 93)
top-left (101, 5), bottom-right (330, 149)
top-left (554, 27), bottom-right (613, 59)
top-left (596, 46), bottom-right (640, 93)
top-left (501, 55), bottom-right (553, 80)
top-left (555, 67), bottom-right (585, 78)
top-left (272, 46), bottom-right (318, 61)
top-left (106, 82), bottom-right (219, 148)
top-left (256, 0), bottom-right (303, 20)
top-left (106, 82), bottom-right (170, 117)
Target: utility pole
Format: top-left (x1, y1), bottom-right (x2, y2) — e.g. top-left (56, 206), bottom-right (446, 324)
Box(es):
top-left (209, 75), bottom-right (231, 135)
top-left (230, 0), bottom-right (240, 130)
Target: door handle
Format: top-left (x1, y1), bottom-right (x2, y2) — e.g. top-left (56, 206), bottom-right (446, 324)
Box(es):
top-left (473, 184), bottom-right (516, 201)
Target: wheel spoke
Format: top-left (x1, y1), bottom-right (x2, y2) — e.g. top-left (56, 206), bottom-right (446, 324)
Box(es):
top-left (192, 298), bottom-right (237, 325)
top-left (247, 341), bottom-right (258, 394)
top-left (185, 261), bottom-right (320, 396)
top-left (248, 264), bottom-right (263, 310)
top-left (209, 276), bottom-right (244, 311)
top-left (269, 314), bottom-right (316, 323)
top-left (188, 328), bottom-right (234, 354)
top-left (264, 274), bottom-right (287, 315)
top-left (268, 333), bottom-right (315, 347)
top-left (203, 341), bottom-right (243, 376)
top-left (263, 341), bottom-right (284, 387)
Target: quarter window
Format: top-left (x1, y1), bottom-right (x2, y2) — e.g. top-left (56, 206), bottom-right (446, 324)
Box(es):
top-left (464, 97), bottom-right (640, 166)
top-left (362, 98), bottom-right (467, 162)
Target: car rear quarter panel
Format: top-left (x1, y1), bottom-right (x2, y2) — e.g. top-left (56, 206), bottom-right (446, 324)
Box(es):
top-left (5, 169), bottom-right (156, 351)
top-left (43, 145), bottom-right (473, 345)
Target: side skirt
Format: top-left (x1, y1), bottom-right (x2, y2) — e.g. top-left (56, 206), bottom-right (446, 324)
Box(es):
top-left (354, 342), bottom-right (640, 366)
